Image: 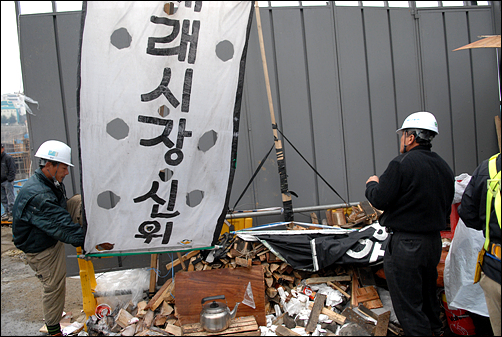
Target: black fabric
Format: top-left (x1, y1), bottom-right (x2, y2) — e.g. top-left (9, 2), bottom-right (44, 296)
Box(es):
top-left (384, 231), bottom-right (443, 336)
top-left (212, 1), bottom-right (255, 245)
top-left (314, 223), bottom-right (388, 269)
top-left (458, 153), bottom-right (501, 285)
top-left (1, 151), bottom-right (16, 182)
top-left (365, 145), bottom-right (454, 233)
top-left (255, 223), bottom-right (389, 271)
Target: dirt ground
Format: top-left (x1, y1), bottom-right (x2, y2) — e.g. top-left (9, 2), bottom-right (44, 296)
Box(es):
top-left (1, 225), bottom-right (86, 336)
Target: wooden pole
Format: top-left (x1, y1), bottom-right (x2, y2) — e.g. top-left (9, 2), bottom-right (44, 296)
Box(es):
top-left (254, 2), bottom-right (294, 222)
top-left (149, 253), bottom-right (158, 296)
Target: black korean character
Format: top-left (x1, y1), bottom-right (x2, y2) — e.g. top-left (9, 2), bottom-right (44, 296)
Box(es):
top-left (147, 18), bottom-right (199, 64)
top-left (138, 116), bottom-right (175, 148)
top-left (133, 181), bottom-right (166, 205)
top-left (150, 180), bottom-right (179, 217)
top-left (135, 221), bottom-right (162, 243)
top-left (141, 68), bottom-right (180, 107)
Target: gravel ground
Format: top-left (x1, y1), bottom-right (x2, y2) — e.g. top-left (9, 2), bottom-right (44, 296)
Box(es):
top-left (1, 225), bottom-right (86, 336)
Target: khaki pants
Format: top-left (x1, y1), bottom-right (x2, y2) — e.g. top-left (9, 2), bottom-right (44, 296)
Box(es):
top-left (24, 194), bottom-right (82, 326)
top-left (66, 194), bottom-right (83, 226)
top-left (25, 241), bottom-right (67, 326)
top-left (480, 272), bottom-right (501, 336)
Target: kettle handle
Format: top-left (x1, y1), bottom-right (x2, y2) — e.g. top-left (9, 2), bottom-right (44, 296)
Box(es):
top-left (201, 295), bottom-right (226, 305)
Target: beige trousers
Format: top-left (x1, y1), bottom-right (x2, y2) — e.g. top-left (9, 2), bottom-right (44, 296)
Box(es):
top-left (24, 194), bottom-right (82, 326)
top-left (480, 272), bottom-right (501, 336)
top-left (25, 241), bottom-right (67, 326)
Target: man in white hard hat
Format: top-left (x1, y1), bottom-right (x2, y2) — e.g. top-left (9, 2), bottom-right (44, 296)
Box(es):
top-left (12, 140), bottom-right (85, 336)
top-left (365, 112), bottom-right (455, 336)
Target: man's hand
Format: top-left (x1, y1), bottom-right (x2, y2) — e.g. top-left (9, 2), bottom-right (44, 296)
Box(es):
top-left (366, 175), bottom-right (379, 184)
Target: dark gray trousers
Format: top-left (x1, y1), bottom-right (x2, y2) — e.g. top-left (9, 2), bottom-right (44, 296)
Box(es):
top-left (384, 231), bottom-right (443, 336)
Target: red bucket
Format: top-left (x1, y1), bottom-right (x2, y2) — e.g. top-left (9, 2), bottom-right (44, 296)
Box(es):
top-left (440, 291), bottom-right (476, 335)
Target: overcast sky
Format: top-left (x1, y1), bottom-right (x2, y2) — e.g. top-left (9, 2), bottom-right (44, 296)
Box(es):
top-left (1, 1), bottom-right (23, 96)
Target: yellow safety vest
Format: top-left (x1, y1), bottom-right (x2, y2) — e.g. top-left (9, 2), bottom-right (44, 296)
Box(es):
top-left (484, 153), bottom-right (501, 252)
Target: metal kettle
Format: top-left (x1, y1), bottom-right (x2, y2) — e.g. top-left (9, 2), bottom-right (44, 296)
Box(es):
top-left (200, 295), bottom-right (240, 332)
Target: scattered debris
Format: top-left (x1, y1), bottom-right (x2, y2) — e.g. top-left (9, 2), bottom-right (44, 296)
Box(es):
top-left (69, 202), bottom-right (404, 336)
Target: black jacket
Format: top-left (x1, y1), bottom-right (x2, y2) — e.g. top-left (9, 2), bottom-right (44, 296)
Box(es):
top-left (12, 168), bottom-right (85, 253)
top-left (458, 153), bottom-right (501, 284)
top-left (1, 151), bottom-right (16, 183)
top-left (365, 145), bottom-right (455, 233)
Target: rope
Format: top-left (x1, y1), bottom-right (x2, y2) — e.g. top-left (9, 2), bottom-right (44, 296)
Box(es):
top-left (275, 127), bottom-right (348, 206)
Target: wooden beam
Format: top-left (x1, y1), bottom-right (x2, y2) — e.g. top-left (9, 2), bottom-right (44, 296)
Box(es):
top-left (327, 281), bottom-right (350, 299)
top-left (145, 279), bottom-right (174, 311)
top-left (254, 1), bottom-right (294, 222)
top-left (165, 250), bottom-right (200, 271)
top-left (305, 294), bottom-right (326, 333)
top-left (275, 325), bottom-right (302, 336)
top-left (305, 276), bottom-right (351, 285)
top-left (149, 254), bottom-right (158, 296)
top-left (373, 311), bottom-right (391, 336)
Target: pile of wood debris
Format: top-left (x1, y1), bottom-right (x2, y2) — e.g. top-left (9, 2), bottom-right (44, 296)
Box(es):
top-left (81, 202), bottom-right (404, 336)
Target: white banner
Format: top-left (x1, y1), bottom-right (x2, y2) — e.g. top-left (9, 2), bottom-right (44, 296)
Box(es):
top-left (78, 1), bottom-right (253, 254)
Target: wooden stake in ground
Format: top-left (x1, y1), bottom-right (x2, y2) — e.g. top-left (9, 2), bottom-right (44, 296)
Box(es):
top-left (254, 2), bottom-right (294, 222)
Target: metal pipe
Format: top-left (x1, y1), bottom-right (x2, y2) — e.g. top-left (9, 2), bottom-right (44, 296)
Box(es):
top-left (226, 202), bottom-right (359, 219)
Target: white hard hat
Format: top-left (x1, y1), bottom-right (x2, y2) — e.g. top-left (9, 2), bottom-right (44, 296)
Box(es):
top-left (396, 111), bottom-right (439, 135)
top-left (35, 140), bottom-right (73, 167)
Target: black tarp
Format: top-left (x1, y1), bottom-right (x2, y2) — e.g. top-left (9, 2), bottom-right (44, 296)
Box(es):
top-left (245, 222), bottom-right (389, 271)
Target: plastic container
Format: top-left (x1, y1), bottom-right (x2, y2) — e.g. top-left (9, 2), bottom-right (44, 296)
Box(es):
top-left (221, 218), bottom-right (253, 234)
top-left (440, 291), bottom-right (476, 335)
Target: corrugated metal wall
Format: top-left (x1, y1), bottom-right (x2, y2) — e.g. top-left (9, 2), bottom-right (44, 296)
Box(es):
top-left (233, 2), bottom-right (500, 225)
top-left (18, 2), bottom-right (501, 275)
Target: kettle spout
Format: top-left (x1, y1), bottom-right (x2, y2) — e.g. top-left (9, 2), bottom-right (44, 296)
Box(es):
top-left (229, 302), bottom-right (240, 319)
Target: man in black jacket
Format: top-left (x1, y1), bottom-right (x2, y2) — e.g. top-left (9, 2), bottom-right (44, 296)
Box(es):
top-left (365, 112), bottom-right (454, 336)
top-left (458, 153), bottom-right (500, 335)
top-left (12, 140), bottom-right (85, 336)
top-left (1, 143), bottom-right (17, 222)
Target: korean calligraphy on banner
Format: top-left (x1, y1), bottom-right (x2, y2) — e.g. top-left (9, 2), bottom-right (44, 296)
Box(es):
top-left (78, 1), bottom-right (254, 255)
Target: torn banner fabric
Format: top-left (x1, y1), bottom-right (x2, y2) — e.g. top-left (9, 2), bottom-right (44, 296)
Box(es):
top-left (246, 222), bottom-right (389, 271)
top-left (78, 1), bottom-right (254, 255)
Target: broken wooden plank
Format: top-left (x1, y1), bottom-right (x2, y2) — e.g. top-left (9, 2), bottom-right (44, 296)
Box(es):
top-left (305, 293), bottom-right (326, 333)
top-left (143, 310), bottom-right (155, 328)
top-left (304, 275), bottom-right (351, 285)
top-left (275, 325), bottom-right (302, 336)
top-left (177, 252), bottom-right (187, 271)
top-left (164, 323), bottom-right (182, 335)
top-left (351, 271), bottom-right (359, 308)
top-left (116, 308), bottom-right (134, 328)
top-left (181, 315), bottom-right (258, 336)
top-left (357, 304), bottom-right (377, 320)
top-left (165, 250), bottom-right (200, 271)
top-left (373, 311), bottom-right (391, 336)
top-left (137, 300), bottom-right (148, 318)
top-left (145, 278), bottom-right (174, 310)
top-left (341, 307), bottom-right (374, 334)
top-left (356, 286), bottom-right (379, 302)
top-left (266, 287), bottom-right (278, 298)
top-left (235, 256), bottom-right (252, 268)
top-left (307, 302), bottom-right (346, 325)
top-left (149, 254), bottom-right (159, 296)
top-left (327, 281), bottom-right (350, 299)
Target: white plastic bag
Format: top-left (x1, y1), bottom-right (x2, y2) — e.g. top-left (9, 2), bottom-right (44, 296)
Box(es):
top-left (453, 173), bottom-right (471, 204)
top-left (444, 219), bottom-right (489, 316)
